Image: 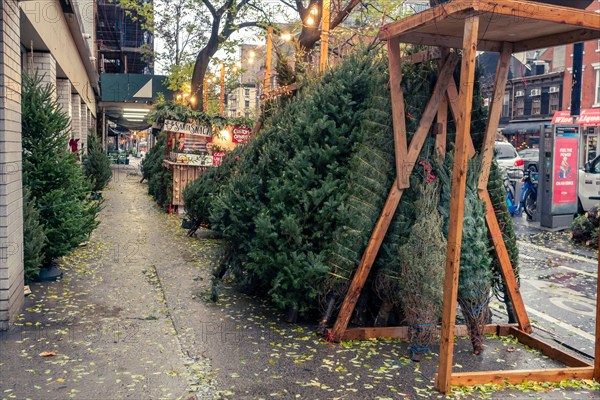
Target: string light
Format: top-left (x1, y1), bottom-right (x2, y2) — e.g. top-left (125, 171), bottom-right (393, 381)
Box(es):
top-left (281, 32), bottom-right (292, 42)
top-left (306, 16), bottom-right (315, 26)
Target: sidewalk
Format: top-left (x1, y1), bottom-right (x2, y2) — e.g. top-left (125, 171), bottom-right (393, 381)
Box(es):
top-left (1, 165), bottom-right (598, 399)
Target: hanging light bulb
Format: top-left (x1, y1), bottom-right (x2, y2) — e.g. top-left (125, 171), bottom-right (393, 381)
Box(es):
top-left (306, 16), bottom-right (314, 26)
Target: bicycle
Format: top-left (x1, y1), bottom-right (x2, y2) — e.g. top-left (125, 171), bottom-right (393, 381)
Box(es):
top-left (505, 169), bottom-right (538, 219)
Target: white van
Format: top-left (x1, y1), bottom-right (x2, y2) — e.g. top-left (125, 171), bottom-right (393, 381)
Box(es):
top-left (579, 155), bottom-right (600, 212)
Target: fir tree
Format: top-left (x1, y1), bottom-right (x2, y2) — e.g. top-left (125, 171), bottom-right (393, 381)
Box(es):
top-left (141, 132), bottom-right (172, 209)
top-left (83, 131), bottom-right (112, 192)
top-left (436, 153), bottom-right (492, 355)
top-left (22, 73), bottom-right (101, 264)
top-left (23, 187), bottom-right (46, 281)
top-left (397, 181), bottom-right (446, 360)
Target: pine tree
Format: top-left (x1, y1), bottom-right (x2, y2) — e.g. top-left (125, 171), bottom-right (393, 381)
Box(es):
top-left (22, 73), bottom-right (100, 264)
top-left (23, 187), bottom-right (46, 281)
top-left (436, 153), bottom-right (492, 354)
top-left (83, 131), bottom-right (112, 192)
top-left (141, 132), bottom-right (172, 209)
top-left (397, 182), bottom-right (446, 360)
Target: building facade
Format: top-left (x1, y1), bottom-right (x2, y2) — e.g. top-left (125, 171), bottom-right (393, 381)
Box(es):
top-left (0, 0), bottom-right (99, 329)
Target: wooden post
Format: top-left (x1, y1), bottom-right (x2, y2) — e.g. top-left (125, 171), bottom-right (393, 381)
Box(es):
top-left (220, 64), bottom-right (226, 115)
top-left (436, 14), bottom-right (479, 394)
top-left (320, 0), bottom-right (330, 72)
top-left (387, 37), bottom-right (409, 188)
top-left (331, 180), bottom-right (403, 341)
top-left (595, 231), bottom-right (600, 380)
top-left (265, 26), bottom-right (273, 94)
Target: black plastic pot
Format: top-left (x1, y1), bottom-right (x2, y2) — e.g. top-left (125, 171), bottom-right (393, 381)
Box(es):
top-left (37, 264), bottom-right (63, 282)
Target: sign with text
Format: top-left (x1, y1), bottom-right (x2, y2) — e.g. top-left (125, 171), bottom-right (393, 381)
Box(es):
top-left (232, 125), bottom-right (252, 144)
top-left (164, 119), bottom-right (212, 137)
top-left (551, 110), bottom-right (574, 125)
top-left (552, 129), bottom-right (578, 206)
top-left (212, 152), bottom-right (225, 167)
top-left (576, 108), bottom-right (600, 127)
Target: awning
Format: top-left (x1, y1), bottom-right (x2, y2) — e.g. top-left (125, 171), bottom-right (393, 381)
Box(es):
top-left (501, 120), bottom-right (549, 135)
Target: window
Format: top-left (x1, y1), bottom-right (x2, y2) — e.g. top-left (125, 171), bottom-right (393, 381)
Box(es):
top-left (502, 93), bottom-right (509, 117)
top-left (515, 97), bottom-right (524, 116)
top-left (245, 100), bottom-right (250, 108)
top-left (532, 97), bottom-right (541, 115)
top-left (549, 93), bottom-right (560, 113)
top-left (244, 88), bottom-right (250, 97)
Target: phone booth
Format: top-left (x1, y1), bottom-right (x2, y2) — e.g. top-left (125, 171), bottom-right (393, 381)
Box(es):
top-left (538, 124), bottom-right (580, 229)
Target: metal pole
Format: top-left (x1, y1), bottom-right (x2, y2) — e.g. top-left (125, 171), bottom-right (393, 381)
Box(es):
top-left (570, 42), bottom-right (583, 117)
top-left (220, 64), bottom-right (225, 115)
top-left (319, 0), bottom-right (330, 72)
top-left (264, 26), bottom-right (273, 95)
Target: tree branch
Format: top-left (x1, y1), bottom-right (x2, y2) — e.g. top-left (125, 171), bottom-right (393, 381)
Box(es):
top-left (201, 0), bottom-right (218, 18)
top-left (330, 0), bottom-right (361, 29)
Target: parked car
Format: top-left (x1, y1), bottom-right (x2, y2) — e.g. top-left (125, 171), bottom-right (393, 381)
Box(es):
top-left (579, 154), bottom-right (600, 212)
top-left (494, 141), bottom-right (523, 180)
top-left (518, 148), bottom-right (539, 172)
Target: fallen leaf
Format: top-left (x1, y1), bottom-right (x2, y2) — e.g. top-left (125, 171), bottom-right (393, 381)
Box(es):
top-left (39, 351), bottom-right (56, 357)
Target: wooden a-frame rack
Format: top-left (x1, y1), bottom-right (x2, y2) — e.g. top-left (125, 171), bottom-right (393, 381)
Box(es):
top-left (328, 0), bottom-right (600, 393)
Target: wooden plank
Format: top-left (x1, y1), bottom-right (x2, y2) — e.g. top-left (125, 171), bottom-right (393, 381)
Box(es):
top-left (595, 233), bottom-right (600, 380)
top-left (508, 328), bottom-right (591, 368)
top-left (379, 0), bottom-right (600, 41)
top-left (331, 180), bottom-right (404, 342)
top-left (478, 42), bottom-right (512, 191)
top-left (399, 32), bottom-right (502, 52)
top-left (437, 15), bottom-right (479, 395)
top-left (513, 29), bottom-right (600, 53)
top-left (401, 48), bottom-right (442, 64)
top-left (339, 324), bottom-right (514, 341)
top-left (445, 80), bottom-right (476, 157)
top-left (446, 367), bottom-right (594, 387)
top-left (480, 191), bottom-right (532, 333)
top-left (387, 37), bottom-right (409, 188)
top-left (403, 52), bottom-right (458, 180)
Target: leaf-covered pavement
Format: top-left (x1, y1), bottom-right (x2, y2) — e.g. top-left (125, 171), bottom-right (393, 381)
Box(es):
top-left (1, 163), bottom-right (598, 400)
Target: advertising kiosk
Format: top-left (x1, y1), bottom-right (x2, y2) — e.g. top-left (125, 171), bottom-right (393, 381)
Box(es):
top-left (538, 124), bottom-right (580, 229)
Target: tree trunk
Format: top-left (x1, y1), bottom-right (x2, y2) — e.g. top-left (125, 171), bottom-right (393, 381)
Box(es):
top-left (297, 26), bottom-right (321, 63)
top-left (191, 46), bottom-right (217, 111)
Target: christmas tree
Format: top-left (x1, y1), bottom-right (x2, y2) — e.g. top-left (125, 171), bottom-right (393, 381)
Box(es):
top-left (22, 73), bottom-right (100, 264)
top-left (23, 187), bottom-right (46, 281)
top-left (141, 132), bottom-right (172, 209)
top-left (437, 153), bottom-right (492, 354)
top-left (83, 130), bottom-right (112, 192)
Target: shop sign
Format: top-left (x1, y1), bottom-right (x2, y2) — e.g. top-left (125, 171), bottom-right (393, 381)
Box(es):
top-left (232, 125), bottom-right (252, 144)
top-left (212, 152), bottom-right (225, 166)
top-left (551, 110), bottom-right (574, 125)
top-left (164, 119), bottom-right (212, 137)
top-left (576, 109), bottom-right (600, 127)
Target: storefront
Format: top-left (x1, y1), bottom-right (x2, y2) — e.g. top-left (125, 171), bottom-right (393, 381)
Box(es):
top-left (501, 120), bottom-right (549, 151)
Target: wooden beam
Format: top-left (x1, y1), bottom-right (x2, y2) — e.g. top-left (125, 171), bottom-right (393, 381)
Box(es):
top-left (387, 37), bottom-right (409, 188)
top-left (402, 52), bottom-right (458, 184)
top-left (401, 48), bottom-right (442, 65)
top-left (437, 14), bottom-right (479, 394)
top-left (595, 232), bottom-right (600, 380)
top-left (508, 328), bottom-right (591, 368)
top-left (446, 367), bottom-right (594, 387)
top-left (399, 32), bottom-right (502, 53)
top-left (513, 29), bottom-right (600, 53)
top-left (339, 324), bottom-right (516, 341)
top-left (478, 42), bottom-right (512, 191)
top-left (445, 79), bottom-right (476, 158)
top-left (331, 180), bottom-right (403, 341)
top-left (379, 0), bottom-right (600, 42)
top-left (480, 191), bottom-right (532, 333)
